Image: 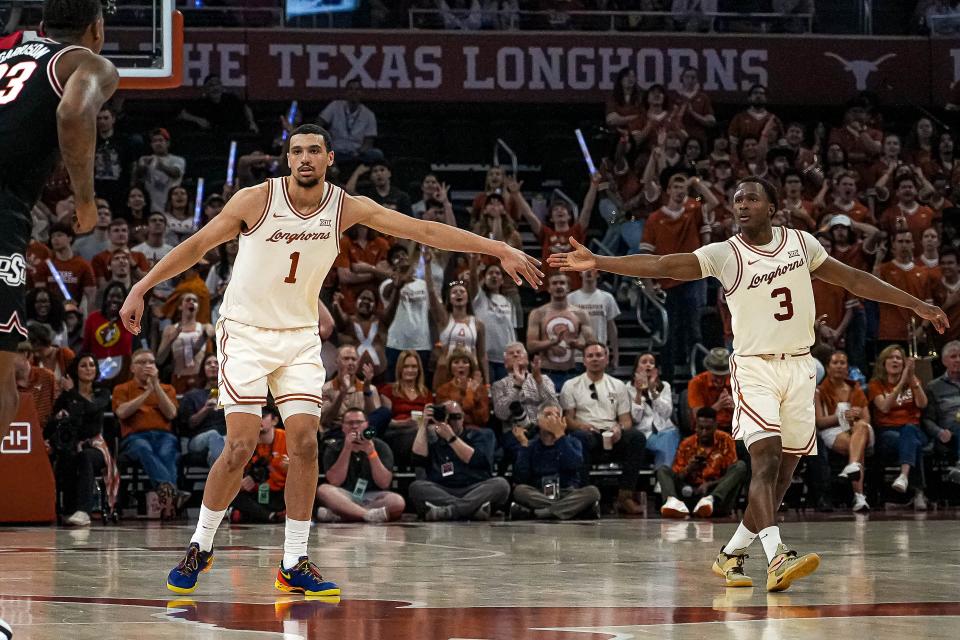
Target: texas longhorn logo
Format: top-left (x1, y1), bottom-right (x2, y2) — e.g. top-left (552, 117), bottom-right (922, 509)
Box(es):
top-left (823, 52), bottom-right (897, 91)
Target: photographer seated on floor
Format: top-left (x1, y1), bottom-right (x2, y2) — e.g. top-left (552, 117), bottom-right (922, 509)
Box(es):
top-left (510, 404), bottom-right (601, 520)
top-left (315, 407), bottom-right (405, 523)
top-left (45, 353), bottom-right (117, 527)
top-left (657, 407), bottom-right (748, 519)
top-left (229, 406), bottom-right (288, 524)
top-left (408, 400), bottom-right (510, 521)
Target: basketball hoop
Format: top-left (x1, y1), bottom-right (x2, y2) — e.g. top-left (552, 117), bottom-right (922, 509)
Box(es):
top-left (113, 0), bottom-right (183, 91)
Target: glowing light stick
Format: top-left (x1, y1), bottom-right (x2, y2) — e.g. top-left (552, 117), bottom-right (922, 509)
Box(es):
top-left (574, 129), bottom-right (597, 176)
top-left (193, 177), bottom-right (205, 229)
top-left (45, 259), bottom-right (72, 301)
top-left (281, 100), bottom-right (299, 142)
top-left (226, 140), bottom-right (238, 186)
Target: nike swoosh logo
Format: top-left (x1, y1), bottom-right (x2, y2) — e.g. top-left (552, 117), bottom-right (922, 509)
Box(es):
top-left (272, 212), bottom-right (287, 219)
top-left (748, 259), bottom-right (761, 265)
top-left (809, 374), bottom-right (815, 379)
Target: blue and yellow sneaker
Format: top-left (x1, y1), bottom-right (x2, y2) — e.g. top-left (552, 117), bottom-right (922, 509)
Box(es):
top-left (166, 543), bottom-right (214, 594)
top-left (275, 557), bottom-right (340, 596)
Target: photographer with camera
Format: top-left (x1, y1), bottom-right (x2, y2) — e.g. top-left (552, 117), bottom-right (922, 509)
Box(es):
top-left (315, 407), bottom-right (405, 523)
top-left (409, 400), bottom-right (510, 521)
top-left (492, 342), bottom-right (558, 458)
top-left (657, 407), bottom-right (747, 519)
top-left (230, 406), bottom-right (288, 524)
top-left (511, 404), bottom-right (601, 520)
top-left (45, 353), bottom-right (117, 527)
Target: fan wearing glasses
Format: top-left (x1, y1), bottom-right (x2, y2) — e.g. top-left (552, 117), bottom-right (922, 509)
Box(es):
top-left (559, 342), bottom-right (647, 515)
top-left (409, 400), bottom-right (510, 521)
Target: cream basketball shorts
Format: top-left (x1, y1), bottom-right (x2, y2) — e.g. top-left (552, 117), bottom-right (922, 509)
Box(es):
top-left (729, 351), bottom-right (818, 455)
top-left (216, 317), bottom-right (325, 421)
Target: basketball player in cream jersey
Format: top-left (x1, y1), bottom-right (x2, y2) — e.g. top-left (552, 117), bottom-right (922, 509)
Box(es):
top-left (119, 124), bottom-right (541, 597)
top-left (549, 176), bottom-right (947, 593)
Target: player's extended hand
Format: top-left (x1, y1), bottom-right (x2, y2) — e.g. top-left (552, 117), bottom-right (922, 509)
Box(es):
top-left (119, 290), bottom-right (145, 335)
top-left (915, 302), bottom-right (949, 334)
top-left (498, 244), bottom-right (543, 288)
top-left (74, 200), bottom-right (98, 234)
top-left (547, 237), bottom-right (596, 273)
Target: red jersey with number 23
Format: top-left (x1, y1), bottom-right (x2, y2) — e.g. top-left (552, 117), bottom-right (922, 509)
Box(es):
top-left (693, 226), bottom-right (828, 356)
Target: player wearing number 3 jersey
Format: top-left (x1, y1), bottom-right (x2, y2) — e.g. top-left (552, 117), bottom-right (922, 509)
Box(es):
top-left (119, 124), bottom-right (542, 597)
top-left (548, 176), bottom-right (947, 593)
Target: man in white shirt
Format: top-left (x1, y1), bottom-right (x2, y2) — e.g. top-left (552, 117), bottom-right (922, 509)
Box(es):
top-left (380, 244), bottom-right (432, 379)
top-left (318, 79), bottom-right (384, 165)
top-left (134, 128), bottom-right (186, 213)
top-left (560, 342), bottom-right (646, 514)
top-left (567, 269), bottom-right (620, 367)
top-left (72, 198), bottom-right (113, 262)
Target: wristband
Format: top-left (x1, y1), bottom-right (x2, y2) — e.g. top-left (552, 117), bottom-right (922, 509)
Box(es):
top-left (367, 450), bottom-right (379, 460)
top-left (446, 435), bottom-right (459, 444)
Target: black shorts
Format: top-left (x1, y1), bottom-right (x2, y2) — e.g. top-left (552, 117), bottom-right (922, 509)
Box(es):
top-left (0, 189), bottom-right (30, 352)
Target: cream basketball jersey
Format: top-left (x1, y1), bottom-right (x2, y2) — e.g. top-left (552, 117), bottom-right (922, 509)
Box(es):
top-left (694, 227), bottom-right (827, 356)
top-left (218, 177), bottom-right (343, 329)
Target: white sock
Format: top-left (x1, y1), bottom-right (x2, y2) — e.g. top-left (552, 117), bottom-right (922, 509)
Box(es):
top-left (190, 504), bottom-right (226, 552)
top-left (722, 522), bottom-right (758, 555)
top-left (758, 525), bottom-right (783, 563)
top-left (282, 518), bottom-right (311, 570)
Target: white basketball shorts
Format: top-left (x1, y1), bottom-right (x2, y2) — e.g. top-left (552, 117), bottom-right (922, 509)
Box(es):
top-left (729, 353), bottom-right (818, 455)
top-left (216, 318), bottom-right (325, 422)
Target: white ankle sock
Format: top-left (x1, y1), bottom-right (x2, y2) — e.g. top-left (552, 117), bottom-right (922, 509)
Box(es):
top-left (190, 504), bottom-right (226, 552)
top-left (758, 525), bottom-right (783, 563)
top-left (283, 518), bottom-right (311, 570)
top-left (722, 522), bottom-right (758, 555)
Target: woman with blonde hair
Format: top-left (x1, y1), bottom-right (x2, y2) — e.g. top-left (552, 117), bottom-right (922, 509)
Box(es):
top-left (435, 349), bottom-right (489, 430)
top-left (815, 350), bottom-right (873, 512)
top-left (379, 350), bottom-right (434, 467)
top-left (867, 344), bottom-right (929, 508)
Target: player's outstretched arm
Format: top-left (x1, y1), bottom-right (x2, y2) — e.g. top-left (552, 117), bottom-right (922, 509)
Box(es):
top-left (547, 237), bottom-right (703, 281)
top-left (813, 256), bottom-right (949, 333)
top-left (342, 194), bottom-right (543, 287)
top-left (119, 186), bottom-right (261, 335)
top-left (57, 51), bottom-right (119, 233)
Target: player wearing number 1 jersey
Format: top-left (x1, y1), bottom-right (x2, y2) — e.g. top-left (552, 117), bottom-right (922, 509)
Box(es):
top-left (119, 124), bottom-right (541, 597)
top-left (0, 0), bottom-right (116, 439)
top-left (549, 176), bottom-right (947, 593)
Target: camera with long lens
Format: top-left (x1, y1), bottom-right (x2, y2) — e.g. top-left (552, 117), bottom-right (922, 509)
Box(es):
top-left (248, 457), bottom-right (271, 484)
top-left (507, 400), bottom-right (538, 438)
top-left (49, 414), bottom-right (81, 456)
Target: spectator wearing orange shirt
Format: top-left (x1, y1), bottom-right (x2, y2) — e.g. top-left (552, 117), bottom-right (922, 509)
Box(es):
top-left (640, 173), bottom-right (718, 381)
top-left (820, 172), bottom-right (874, 226)
top-left (779, 170), bottom-right (818, 232)
top-left (931, 248), bottom-right (960, 347)
top-left (815, 351), bottom-right (873, 512)
top-left (727, 84), bottom-right (782, 153)
top-left (827, 102), bottom-right (882, 174)
top-left (14, 340), bottom-right (56, 428)
top-left (868, 345), bottom-right (929, 507)
top-left (435, 349), bottom-right (489, 430)
top-left (658, 407), bottom-right (747, 519)
top-left (91, 218), bottom-right (150, 286)
top-left (687, 348), bottom-right (733, 433)
top-left (334, 225), bottom-right (392, 314)
top-left (230, 406), bottom-right (288, 523)
top-left (811, 233), bottom-right (859, 353)
top-left (878, 175), bottom-right (939, 256)
top-left (32, 222), bottom-right (97, 306)
top-left (873, 230), bottom-right (934, 346)
top-left (112, 348), bottom-right (180, 516)
top-left (670, 67), bottom-right (716, 145)
top-left (514, 173), bottom-right (598, 291)
top-left (605, 67), bottom-right (643, 132)
top-left (826, 214), bottom-right (881, 274)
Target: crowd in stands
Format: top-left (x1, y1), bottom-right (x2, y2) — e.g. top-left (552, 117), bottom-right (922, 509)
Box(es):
top-left (25, 55), bottom-right (960, 528)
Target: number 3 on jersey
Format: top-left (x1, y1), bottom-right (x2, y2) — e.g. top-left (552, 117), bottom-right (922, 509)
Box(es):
top-left (284, 251), bottom-right (300, 284)
top-left (0, 61), bottom-right (38, 104)
top-left (771, 287), bottom-right (794, 321)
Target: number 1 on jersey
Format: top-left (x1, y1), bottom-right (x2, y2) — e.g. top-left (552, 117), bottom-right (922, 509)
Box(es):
top-left (284, 251), bottom-right (300, 284)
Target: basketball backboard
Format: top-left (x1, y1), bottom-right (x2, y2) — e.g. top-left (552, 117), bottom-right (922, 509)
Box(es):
top-left (0, 0), bottom-right (182, 90)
